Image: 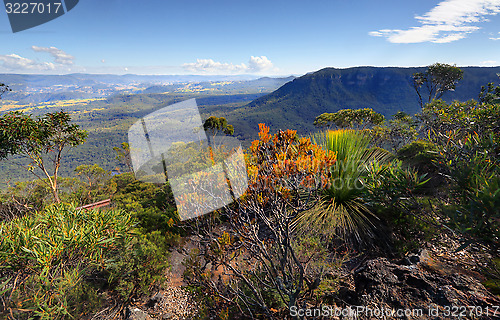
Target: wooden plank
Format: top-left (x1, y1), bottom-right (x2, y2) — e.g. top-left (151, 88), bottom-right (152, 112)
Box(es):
top-left (76, 199), bottom-right (112, 211)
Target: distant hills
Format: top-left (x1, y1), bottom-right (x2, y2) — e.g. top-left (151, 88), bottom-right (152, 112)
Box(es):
top-left (1, 67), bottom-right (499, 186)
top-left (141, 76), bottom-right (295, 95)
top-left (240, 66), bottom-right (500, 136)
top-left (0, 73), bottom-right (263, 88)
top-left (0, 73), bottom-right (293, 104)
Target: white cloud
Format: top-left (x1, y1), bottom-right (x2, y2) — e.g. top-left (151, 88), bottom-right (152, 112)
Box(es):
top-left (0, 46), bottom-right (79, 73)
top-left (481, 60), bottom-right (498, 65)
top-left (490, 32), bottom-right (500, 40)
top-left (248, 56), bottom-right (274, 71)
top-left (183, 56), bottom-right (275, 74)
top-left (370, 0), bottom-right (500, 43)
top-left (0, 54), bottom-right (56, 71)
top-left (183, 59), bottom-right (248, 73)
top-left (31, 46), bottom-right (75, 65)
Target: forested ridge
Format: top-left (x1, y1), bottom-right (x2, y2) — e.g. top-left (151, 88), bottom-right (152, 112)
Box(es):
top-left (0, 65), bottom-right (499, 319)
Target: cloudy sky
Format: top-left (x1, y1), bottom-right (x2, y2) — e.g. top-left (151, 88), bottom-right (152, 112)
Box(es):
top-left (1, 0), bottom-right (500, 75)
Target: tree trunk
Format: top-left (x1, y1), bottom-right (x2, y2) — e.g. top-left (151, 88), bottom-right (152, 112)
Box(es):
top-left (51, 181), bottom-right (60, 203)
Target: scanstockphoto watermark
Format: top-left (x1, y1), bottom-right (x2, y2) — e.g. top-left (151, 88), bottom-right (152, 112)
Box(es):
top-left (127, 98), bottom-right (372, 221)
top-left (290, 305), bottom-right (424, 318)
top-left (128, 98), bottom-right (248, 221)
top-left (290, 305), bottom-right (500, 318)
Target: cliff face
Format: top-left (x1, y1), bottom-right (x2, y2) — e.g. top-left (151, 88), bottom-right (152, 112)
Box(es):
top-left (242, 66), bottom-right (500, 136)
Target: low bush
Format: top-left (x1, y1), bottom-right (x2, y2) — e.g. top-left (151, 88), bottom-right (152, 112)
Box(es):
top-left (0, 203), bottom-right (170, 319)
top-left (397, 140), bottom-right (445, 191)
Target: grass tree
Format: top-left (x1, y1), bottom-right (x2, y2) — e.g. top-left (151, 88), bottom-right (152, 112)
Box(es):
top-left (297, 129), bottom-right (391, 244)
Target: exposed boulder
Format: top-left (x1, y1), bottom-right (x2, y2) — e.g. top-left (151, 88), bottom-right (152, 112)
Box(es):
top-left (342, 250), bottom-right (500, 319)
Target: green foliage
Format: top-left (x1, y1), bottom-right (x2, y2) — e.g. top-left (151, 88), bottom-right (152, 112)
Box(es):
top-left (448, 152), bottom-right (500, 241)
top-left (372, 111), bottom-right (418, 152)
top-left (0, 204), bottom-right (133, 319)
top-left (1, 176), bottom-right (95, 212)
top-left (0, 111), bottom-right (87, 161)
top-left (1, 167), bottom-right (113, 211)
top-left (314, 108), bottom-right (385, 129)
top-left (203, 116), bottom-right (234, 137)
top-left (412, 63), bottom-right (464, 107)
top-left (363, 160), bottom-right (429, 209)
top-left (416, 98), bottom-right (499, 243)
top-left (0, 111), bottom-right (88, 202)
top-left (362, 160), bottom-right (432, 253)
top-left (2, 179), bottom-right (52, 211)
top-left (73, 164), bottom-right (113, 204)
top-left (479, 77), bottom-right (500, 105)
top-left (0, 201), bottom-right (173, 319)
top-left (105, 230), bottom-right (171, 299)
top-left (418, 99), bottom-right (499, 145)
top-left (483, 258), bottom-right (500, 296)
top-left (113, 142), bottom-right (132, 172)
top-left (298, 129), bottom-right (392, 244)
top-left (397, 140), bottom-right (444, 190)
top-left (111, 173), bottom-right (182, 239)
top-left (397, 140), bottom-right (440, 169)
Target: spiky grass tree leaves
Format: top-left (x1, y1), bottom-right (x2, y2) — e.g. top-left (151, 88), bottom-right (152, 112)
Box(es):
top-left (297, 129), bottom-right (392, 244)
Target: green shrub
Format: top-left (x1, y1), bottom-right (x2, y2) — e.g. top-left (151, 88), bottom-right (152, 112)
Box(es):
top-left (397, 140), bottom-right (442, 173)
top-left (415, 98), bottom-right (499, 245)
top-left (449, 154), bottom-right (500, 242)
top-left (105, 230), bottom-right (171, 299)
top-left (363, 160), bottom-right (429, 209)
top-left (0, 203), bottom-right (171, 319)
top-left (297, 129), bottom-right (391, 244)
top-left (0, 204), bottom-right (132, 319)
top-left (111, 173), bottom-right (182, 239)
top-left (362, 160), bottom-right (433, 253)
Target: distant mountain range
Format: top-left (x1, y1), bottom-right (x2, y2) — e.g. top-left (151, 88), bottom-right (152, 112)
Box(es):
top-left (0, 73), bottom-right (263, 87)
top-left (0, 73), bottom-right (294, 104)
top-left (141, 76), bottom-right (295, 94)
top-left (240, 66), bottom-right (500, 136)
top-left (1, 67), bottom-right (499, 185)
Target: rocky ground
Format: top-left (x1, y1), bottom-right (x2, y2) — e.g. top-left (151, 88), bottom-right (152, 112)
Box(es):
top-left (332, 231), bottom-right (500, 320)
top-left (90, 229), bottom-right (499, 320)
top-left (90, 237), bottom-right (200, 320)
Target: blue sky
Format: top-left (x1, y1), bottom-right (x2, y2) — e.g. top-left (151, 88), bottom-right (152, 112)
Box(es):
top-left (1, 0), bottom-right (500, 76)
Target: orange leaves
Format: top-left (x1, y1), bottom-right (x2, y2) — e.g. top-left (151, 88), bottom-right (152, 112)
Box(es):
top-left (258, 123), bottom-right (271, 143)
top-left (246, 123), bottom-right (336, 203)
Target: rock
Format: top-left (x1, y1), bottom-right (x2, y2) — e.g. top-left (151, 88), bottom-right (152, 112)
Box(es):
top-left (125, 307), bottom-right (152, 320)
top-left (351, 257), bottom-right (500, 319)
top-left (146, 292), bottom-right (164, 308)
top-left (160, 312), bottom-right (175, 319)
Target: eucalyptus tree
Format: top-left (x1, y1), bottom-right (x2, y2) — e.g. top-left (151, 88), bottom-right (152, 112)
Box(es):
top-left (0, 111), bottom-right (87, 203)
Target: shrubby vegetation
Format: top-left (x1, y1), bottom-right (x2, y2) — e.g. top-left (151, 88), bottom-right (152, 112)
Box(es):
top-left (182, 67), bottom-right (500, 318)
top-left (0, 65), bottom-right (499, 319)
top-left (184, 124), bottom-right (339, 318)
